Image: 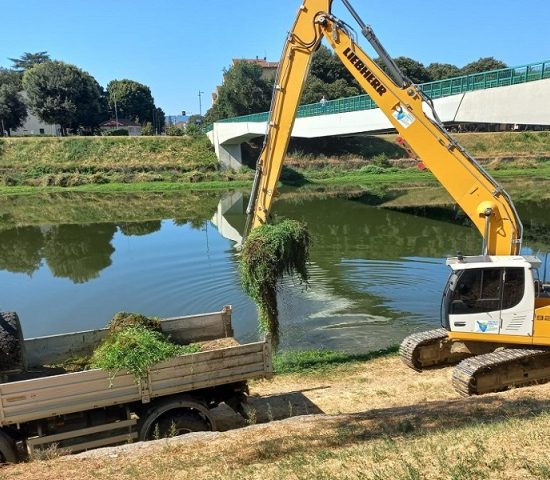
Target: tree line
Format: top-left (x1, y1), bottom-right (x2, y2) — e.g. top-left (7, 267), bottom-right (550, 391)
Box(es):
top-left (205, 46), bottom-right (507, 123)
top-left (0, 52), bottom-right (165, 136)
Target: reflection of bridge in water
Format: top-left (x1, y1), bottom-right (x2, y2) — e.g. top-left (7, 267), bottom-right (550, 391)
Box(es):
top-left (211, 192), bottom-right (245, 246)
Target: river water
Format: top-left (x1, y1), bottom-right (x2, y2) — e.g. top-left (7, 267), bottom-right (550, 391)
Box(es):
top-left (0, 188), bottom-right (548, 352)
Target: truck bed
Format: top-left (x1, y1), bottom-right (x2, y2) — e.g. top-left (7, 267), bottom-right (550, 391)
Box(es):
top-left (0, 307), bottom-right (272, 426)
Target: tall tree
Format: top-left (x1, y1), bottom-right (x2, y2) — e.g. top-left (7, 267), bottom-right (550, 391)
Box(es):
top-left (301, 45), bottom-right (360, 104)
top-left (0, 84), bottom-right (27, 135)
top-left (9, 51), bottom-right (50, 72)
top-left (205, 62), bottom-right (272, 122)
top-left (461, 57), bottom-right (507, 75)
top-left (106, 79), bottom-right (156, 124)
top-left (427, 63), bottom-right (461, 81)
top-left (23, 61), bottom-right (106, 135)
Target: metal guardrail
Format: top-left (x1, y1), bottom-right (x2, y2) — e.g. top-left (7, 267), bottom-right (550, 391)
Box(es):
top-left (206, 60), bottom-right (550, 132)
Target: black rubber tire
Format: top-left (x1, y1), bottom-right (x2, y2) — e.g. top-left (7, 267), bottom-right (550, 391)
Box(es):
top-left (0, 312), bottom-right (24, 373)
top-left (0, 430), bottom-right (18, 464)
top-left (150, 410), bottom-right (211, 439)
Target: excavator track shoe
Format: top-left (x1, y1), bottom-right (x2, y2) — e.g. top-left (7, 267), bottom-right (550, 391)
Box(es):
top-left (399, 329), bottom-right (449, 370)
top-left (452, 348), bottom-right (550, 396)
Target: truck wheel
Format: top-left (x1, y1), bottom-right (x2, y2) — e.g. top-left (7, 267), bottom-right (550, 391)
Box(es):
top-left (0, 431), bottom-right (18, 464)
top-left (139, 397), bottom-right (215, 441)
top-left (0, 312), bottom-right (25, 374)
top-left (153, 410), bottom-right (210, 439)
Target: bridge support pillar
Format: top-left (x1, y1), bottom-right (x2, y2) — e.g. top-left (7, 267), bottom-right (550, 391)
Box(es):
top-left (216, 143), bottom-right (242, 170)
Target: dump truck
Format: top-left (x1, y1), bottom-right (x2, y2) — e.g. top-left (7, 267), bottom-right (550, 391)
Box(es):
top-left (0, 306), bottom-right (272, 462)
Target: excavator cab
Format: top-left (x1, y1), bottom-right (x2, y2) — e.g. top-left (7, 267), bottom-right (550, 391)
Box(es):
top-left (441, 255), bottom-right (539, 338)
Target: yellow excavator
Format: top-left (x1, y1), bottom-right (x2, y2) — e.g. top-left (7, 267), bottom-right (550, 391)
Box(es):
top-left (243, 0), bottom-right (550, 395)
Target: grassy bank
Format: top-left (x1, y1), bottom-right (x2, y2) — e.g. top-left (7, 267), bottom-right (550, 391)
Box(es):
top-left (0, 132), bottom-right (548, 194)
top-left (6, 350), bottom-right (550, 479)
top-left (0, 136), bottom-right (251, 188)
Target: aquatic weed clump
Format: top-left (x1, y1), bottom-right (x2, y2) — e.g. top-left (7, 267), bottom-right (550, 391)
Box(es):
top-left (91, 325), bottom-right (200, 383)
top-left (239, 219), bottom-right (311, 348)
top-left (107, 312), bottom-right (161, 334)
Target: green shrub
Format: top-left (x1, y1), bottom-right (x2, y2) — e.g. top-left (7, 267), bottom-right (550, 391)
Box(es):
top-left (104, 129), bottom-right (129, 136)
top-left (166, 125), bottom-right (185, 136)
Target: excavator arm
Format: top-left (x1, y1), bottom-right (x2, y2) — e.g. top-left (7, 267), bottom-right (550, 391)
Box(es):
top-left (245, 0), bottom-right (523, 256)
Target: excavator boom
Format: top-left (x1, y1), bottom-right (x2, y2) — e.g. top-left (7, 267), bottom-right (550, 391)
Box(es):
top-left (243, 0), bottom-right (550, 397)
top-left (245, 0), bottom-right (523, 256)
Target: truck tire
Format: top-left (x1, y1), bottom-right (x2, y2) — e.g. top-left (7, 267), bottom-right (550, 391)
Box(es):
top-left (139, 396), bottom-right (215, 441)
top-left (153, 410), bottom-right (210, 438)
top-left (0, 312), bottom-right (25, 374)
top-left (0, 431), bottom-right (18, 464)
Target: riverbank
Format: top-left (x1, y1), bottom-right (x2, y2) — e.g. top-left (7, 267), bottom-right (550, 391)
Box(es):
top-left (6, 349), bottom-right (550, 479)
top-left (0, 132), bottom-right (548, 194)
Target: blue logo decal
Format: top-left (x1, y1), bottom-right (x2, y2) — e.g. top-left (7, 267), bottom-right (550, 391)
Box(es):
top-left (477, 321), bottom-right (488, 332)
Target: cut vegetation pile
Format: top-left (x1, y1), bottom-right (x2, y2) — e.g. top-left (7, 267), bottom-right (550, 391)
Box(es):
top-left (58, 312), bottom-right (200, 382)
top-left (90, 326), bottom-right (200, 383)
top-left (239, 220), bottom-right (311, 348)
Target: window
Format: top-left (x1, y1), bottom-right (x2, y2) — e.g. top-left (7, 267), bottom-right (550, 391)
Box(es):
top-left (502, 268), bottom-right (524, 310)
top-left (39, 128), bottom-right (45, 135)
top-left (450, 267), bottom-right (526, 315)
top-left (450, 268), bottom-right (503, 314)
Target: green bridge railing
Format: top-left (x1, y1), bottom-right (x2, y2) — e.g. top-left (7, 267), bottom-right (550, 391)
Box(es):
top-left (206, 59), bottom-right (550, 132)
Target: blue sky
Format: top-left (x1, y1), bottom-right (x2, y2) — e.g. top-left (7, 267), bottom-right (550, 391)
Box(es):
top-left (1, 0), bottom-right (548, 116)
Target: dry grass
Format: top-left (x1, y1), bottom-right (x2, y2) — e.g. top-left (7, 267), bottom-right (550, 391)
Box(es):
top-left (6, 355), bottom-right (550, 479)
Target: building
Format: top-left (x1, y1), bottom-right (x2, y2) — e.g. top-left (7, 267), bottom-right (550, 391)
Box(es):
top-left (231, 57), bottom-right (279, 80)
top-left (10, 112), bottom-right (60, 136)
top-left (100, 119), bottom-right (142, 136)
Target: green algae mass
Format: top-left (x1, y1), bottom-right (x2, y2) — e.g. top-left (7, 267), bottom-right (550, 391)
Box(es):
top-left (239, 220), bottom-right (311, 349)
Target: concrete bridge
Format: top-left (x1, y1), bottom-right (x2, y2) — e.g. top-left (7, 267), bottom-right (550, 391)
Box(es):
top-left (207, 60), bottom-right (550, 168)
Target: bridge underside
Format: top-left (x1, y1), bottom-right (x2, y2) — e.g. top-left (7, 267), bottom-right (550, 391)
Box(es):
top-left (208, 78), bottom-right (550, 168)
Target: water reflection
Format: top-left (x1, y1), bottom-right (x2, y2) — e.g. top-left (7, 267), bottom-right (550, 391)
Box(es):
top-left (0, 189), bottom-right (548, 350)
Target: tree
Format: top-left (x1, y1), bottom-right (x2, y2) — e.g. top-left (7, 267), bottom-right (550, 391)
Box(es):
top-left (427, 63), bottom-right (461, 81)
top-left (205, 62), bottom-right (272, 122)
top-left (154, 107), bottom-right (165, 133)
top-left (309, 45), bottom-right (359, 87)
top-left (23, 61), bottom-right (106, 134)
top-left (392, 57), bottom-right (431, 84)
top-left (301, 76), bottom-right (359, 104)
top-left (0, 84), bottom-right (27, 135)
top-left (9, 51), bottom-right (50, 72)
top-left (301, 45), bottom-right (360, 104)
top-left (461, 57), bottom-right (507, 75)
top-left (0, 67), bottom-right (23, 90)
top-left (106, 79), bottom-right (156, 124)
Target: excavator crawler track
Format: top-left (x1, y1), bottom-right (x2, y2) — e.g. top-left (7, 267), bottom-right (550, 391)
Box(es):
top-left (399, 329), bottom-right (451, 370)
top-left (452, 348), bottom-right (550, 396)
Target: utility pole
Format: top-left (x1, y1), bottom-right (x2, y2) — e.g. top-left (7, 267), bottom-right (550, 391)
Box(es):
top-left (113, 92), bottom-right (119, 128)
top-left (198, 90), bottom-right (204, 117)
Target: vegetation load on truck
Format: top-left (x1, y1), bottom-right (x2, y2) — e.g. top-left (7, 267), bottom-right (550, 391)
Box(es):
top-left (0, 307), bottom-right (272, 462)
